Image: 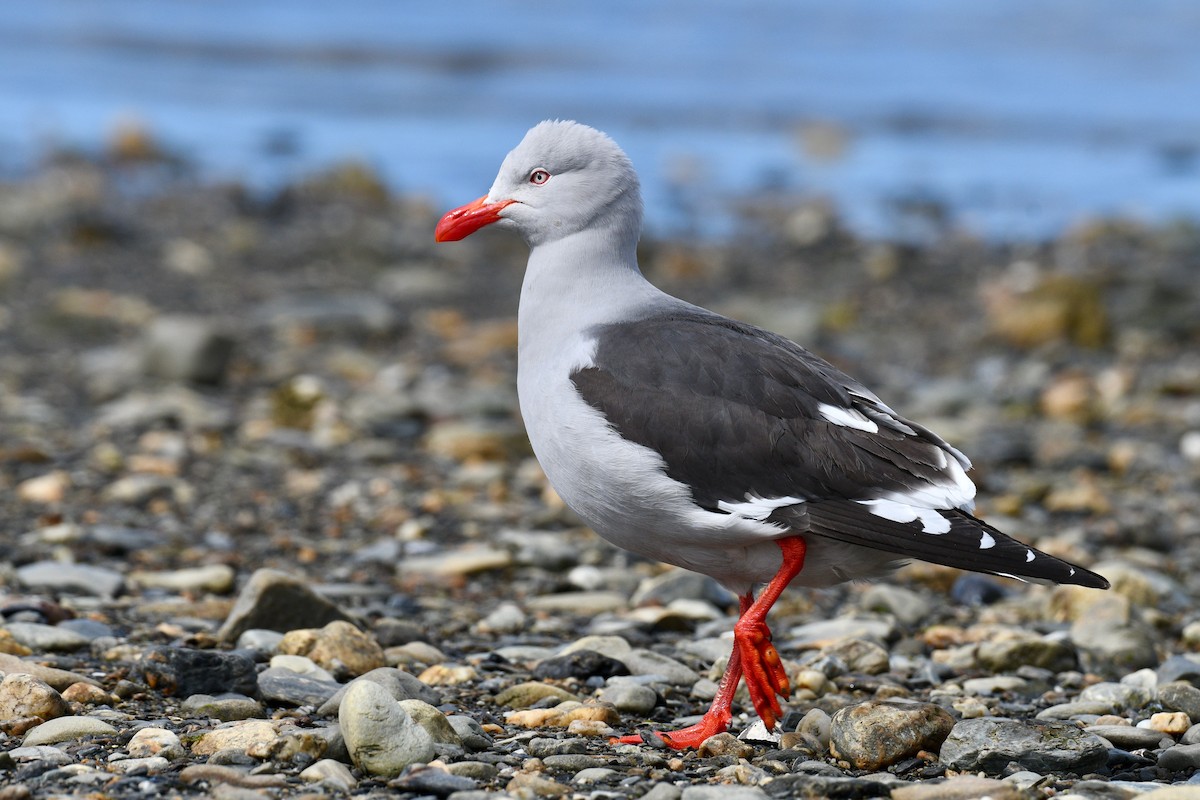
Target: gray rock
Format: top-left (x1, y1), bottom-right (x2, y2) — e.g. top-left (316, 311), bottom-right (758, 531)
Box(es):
top-left (1072, 619), bottom-right (1159, 675)
top-left (630, 568), bottom-right (736, 608)
top-left (2, 622), bottom-right (91, 652)
top-left (317, 667), bottom-right (441, 716)
top-left (446, 715), bottom-right (492, 751)
top-left (141, 315), bottom-right (235, 384)
top-left (860, 584), bottom-right (932, 626)
top-left (23, 716), bottom-right (118, 746)
top-left (600, 682), bottom-right (659, 715)
top-left (339, 679), bottom-right (435, 777)
top-left (1078, 681), bottom-right (1153, 711)
top-left (1158, 743), bottom-right (1200, 772)
top-left (574, 767), bottom-right (619, 784)
top-left (526, 737), bottom-right (588, 757)
top-left (390, 764), bottom-right (478, 795)
top-left (620, 648), bottom-right (699, 685)
top-left (641, 785), bottom-right (683, 800)
top-left (829, 699), bottom-right (955, 770)
top-left (939, 718), bottom-right (1109, 773)
top-left (217, 568), bottom-right (357, 642)
top-left (234, 629), bottom-right (286, 656)
top-left (1158, 655), bottom-right (1200, 686)
top-left (961, 676), bottom-right (1031, 696)
top-left (94, 387), bottom-right (234, 431)
top-left (542, 754), bottom-right (608, 772)
top-left (127, 727), bottom-right (186, 760)
top-left (1036, 701), bottom-right (1117, 720)
top-left (140, 646), bottom-right (257, 698)
top-left (397, 699), bottom-right (462, 749)
top-left (7, 745), bottom-right (72, 766)
top-left (109, 755), bottom-right (172, 774)
top-left (681, 786), bottom-right (769, 800)
top-left (15, 561), bottom-right (124, 598)
top-left (257, 667), bottom-right (340, 706)
top-left (1160, 682), bottom-right (1200, 721)
top-left (787, 616), bottom-right (895, 645)
top-left (1086, 725), bottom-right (1171, 751)
top-left (819, 638), bottom-right (890, 675)
top-left (180, 693), bottom-right (265, 722)
top-left (0, 653), bottom-right (99, 691)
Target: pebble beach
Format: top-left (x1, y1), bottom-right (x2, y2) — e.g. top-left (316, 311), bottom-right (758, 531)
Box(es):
top-left (2, 142), bottom-right (1200, 799)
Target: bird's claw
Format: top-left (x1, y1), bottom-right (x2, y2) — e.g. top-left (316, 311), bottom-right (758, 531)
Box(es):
top-left (733, 618), bottom-right (790, 729)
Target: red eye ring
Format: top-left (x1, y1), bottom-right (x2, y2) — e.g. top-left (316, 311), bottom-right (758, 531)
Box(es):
top-left (529, 169), bottom-right (551, 185)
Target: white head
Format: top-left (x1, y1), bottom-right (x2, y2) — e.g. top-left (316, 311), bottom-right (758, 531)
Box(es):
top-left (435, 120), bottom-right (643, 248)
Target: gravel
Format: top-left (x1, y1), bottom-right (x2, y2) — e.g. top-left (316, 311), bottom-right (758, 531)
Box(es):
top-left (2, 149), bottom-right (1200, 796)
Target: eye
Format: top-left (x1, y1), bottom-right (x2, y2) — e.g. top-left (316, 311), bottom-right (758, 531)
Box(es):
top-left (529, 169), bottom-right (551, 185)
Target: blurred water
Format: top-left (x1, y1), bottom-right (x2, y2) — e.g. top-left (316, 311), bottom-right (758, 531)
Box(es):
top-left (0, 0), bottom-right (1197, 240)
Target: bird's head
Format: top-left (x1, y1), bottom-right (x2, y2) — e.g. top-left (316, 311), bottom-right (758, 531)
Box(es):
top-left (435, 120), bottom-right (643, 248)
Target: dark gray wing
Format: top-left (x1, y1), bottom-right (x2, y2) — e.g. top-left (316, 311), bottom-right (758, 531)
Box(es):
top-left (570, 309), bottom-right (1108, 589)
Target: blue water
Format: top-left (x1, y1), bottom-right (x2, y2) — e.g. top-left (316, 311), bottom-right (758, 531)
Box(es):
top-left (1, 0), bottom-right (1198, 240)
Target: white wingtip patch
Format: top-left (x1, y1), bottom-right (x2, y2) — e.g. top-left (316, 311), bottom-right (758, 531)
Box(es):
top-left (1025, 549), bottom-right (1036, 562)
top-left (857, 498), bottom-right (951, 534)
top-left (979, 531), bottom-right (995, 549)
top-left (718, 494), bottom-right (805, 522)
top-left (818, 403), bottom-right (880, 434)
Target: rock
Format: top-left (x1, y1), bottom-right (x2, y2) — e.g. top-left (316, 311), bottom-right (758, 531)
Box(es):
top-left (1079, 681), bottom-right (1153, 710)
top-left (0, 674), bottom-right (70, 723)
top-left (1149, 711), bottom-right (1192, 735)
top-left (0, 653), bottom-right (99, 690)
top-left (507, 772), bottom-right (571, 797)
top-left (525, 590), bottom-right (629, 615)
top-left (234, 629), bottom-right (285, 656)
top-left (129, 564), bottom-right (236, 594)
top-left (127, 727), bottom-right (185, 760)
top-left (140, 646), bottom-right (257, 698)
top-left (532, 650), bottom-right (630, 681)
top-left (191, 720), bottom-right (280, 756)
top-left (891, 776), bottom-right (1026, 800)
top-left (180, 693), bottom-right (265, 722)
top-left (397, 545), bottom-right (515, 577)
top-left (178, 763), bottom-right (288, 788)
top-left (788, 616), bottom-right (895, 645)
top-left (269, 654), bottom-right (336, 682)
top-left (599, 682), bottom-right (659, 715)
top-left (619, 649), bottom-right (700, 685)
top-left (389, 764), bottom-right (478, 795)
top-left (299, 758), bottom-right (357, 792)
top-left (474, 602), bottom-right (527, 634)
top-left (339, 679), bottom-right (435, 777)
top-left (697, 732), bottom-right (755, 759)
top-left (15, 471), bottom-right (69, 504)
top-left (217, 568), bottom-right (357, 642)
top-left (1159, 655), bottom-right (1200, 686)
top-left (447, 714), bottom-right (493, 751)
top-left (1, 622), bottom-right (90, 652)
top-left (397, 698), bottom-right (462, 748)
top-left (682, 786), bottom-right (769, 800)
top-left (317, 667), bottom-right (441, 716)
top-left (939, 718), bottom-right (1109, 773)
top-left (418, 664), bottom-right (479, 686)
top-left (256, 667), bottom-right (340, 706)
top-left (494, 682), bottom-right (581, 709)
top-left (255, 291), bottom-right (396, 337)
top-left (630, 568), bottom-right (736, 608)
top-left (819, 638), bottom-right (890, 675)
top-left (23, 715), bottom-right (117, 746)
top-left (61, 683), bottom-right (119, 706)
top-left (976, 636), bottom-right (1077, 673)
top-left (278, 620), bottom-right (385, 679)
top-left (1036, 701), bottom-right (1118, 720)
top-left (1158, 743), bottom-right (1200, 773)
top-left (110, 755), bottom-right (171, 774)
top-left (1161, 682), bottom-right (1200, 720)
top-left (141, 314), bottom-right (234, 384)
top-left (15, 561), bottom-right (124, 598)
top-left (829, 699), bottom-right (955, 770)
top-left (1086, 725), bottom-right (1171, 750)
top-left (860, 584), bottom-right (932, 626)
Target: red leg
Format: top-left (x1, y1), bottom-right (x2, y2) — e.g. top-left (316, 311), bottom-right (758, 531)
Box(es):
top-left (613, 537), bottom-right (808, 749)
